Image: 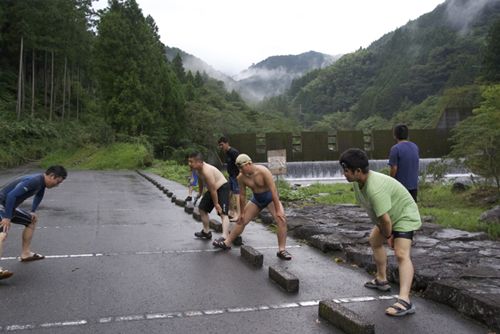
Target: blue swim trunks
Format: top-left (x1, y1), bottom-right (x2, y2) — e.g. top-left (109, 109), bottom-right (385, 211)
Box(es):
top-left (189, 172), bottom-right (198, 186)
top-left (250, 190), bottom-right (275, 209)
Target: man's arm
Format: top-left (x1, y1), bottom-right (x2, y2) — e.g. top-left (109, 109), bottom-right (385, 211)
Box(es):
top-left (237, 176), bottom-right (247, 222)
top-left (378, 212), bottom-right (392, 238)
top-left (263, 169), bottom-right (286, 222)
top-left (203, 169), bottom-right (222, 214)
top-left (389, 165), bottom-right (398, 178)
top-left (196, 171), bottom-right (204, 197)
top-left (31, 187), bottom-right (45, 213)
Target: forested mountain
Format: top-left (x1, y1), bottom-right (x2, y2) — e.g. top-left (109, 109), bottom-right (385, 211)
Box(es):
top-left (164, 46), bottom-right (255, 100)
top-left (1, 0), bottom-right (500, 168)
top-left (273, 0), bottom-right (500, 131)
top-left (235, 51), bottom-right (342, 101)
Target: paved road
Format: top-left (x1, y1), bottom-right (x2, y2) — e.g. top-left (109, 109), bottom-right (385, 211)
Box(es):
top-left (0, 168), bottom-right (488, 333)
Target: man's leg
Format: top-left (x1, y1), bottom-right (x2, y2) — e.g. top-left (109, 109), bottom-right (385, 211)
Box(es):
top-left (222, 202), bottom-right (261, 247)
top-left (0, 232), bottom-right (13, 279)
top-left (199, 210), bottom-right (211, 233)
top-left (386, 237), bottom-right (414, 314)
top-left (0, 232), bottom-right (7, 260)
top-left (266, 201), bottom-right (287, 252)
top-left (221, 214), bottom-right (230, 239)
top-left (369, 226), bottom-right (390, 285)
top-left (21, 221), bottom-right (38, 259)
top-left (228, 190), bottom-right (235, 218)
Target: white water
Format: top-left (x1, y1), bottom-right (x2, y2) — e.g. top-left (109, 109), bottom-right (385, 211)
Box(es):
top-left (260, 158), bottom-right (474, 185)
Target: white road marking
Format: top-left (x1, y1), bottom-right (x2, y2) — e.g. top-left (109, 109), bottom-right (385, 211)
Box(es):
top-left (1, 295), bottom-right (398, 332)
top-left (1, 245), bottom-right (303, 262)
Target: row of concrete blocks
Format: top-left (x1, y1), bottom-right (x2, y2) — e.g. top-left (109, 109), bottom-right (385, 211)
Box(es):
top-left (136, 171), bottom-right (375, 334)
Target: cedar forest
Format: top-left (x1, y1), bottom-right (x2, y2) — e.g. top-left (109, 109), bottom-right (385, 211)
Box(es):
top-left (0, 0), bottom-right (500, 179)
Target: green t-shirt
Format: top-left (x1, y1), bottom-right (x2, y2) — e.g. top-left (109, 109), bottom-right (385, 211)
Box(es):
top-left (353, 171), bottom-right (421, 232)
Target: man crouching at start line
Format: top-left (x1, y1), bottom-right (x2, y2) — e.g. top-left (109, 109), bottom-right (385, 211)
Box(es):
top-left (212, 154), bottom-right (291, 260)
top-left (340, 148), bottom-right (421, 316)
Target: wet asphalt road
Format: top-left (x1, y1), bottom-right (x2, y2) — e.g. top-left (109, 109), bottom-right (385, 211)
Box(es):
top-left (0, 167), bottom-right (489, 333)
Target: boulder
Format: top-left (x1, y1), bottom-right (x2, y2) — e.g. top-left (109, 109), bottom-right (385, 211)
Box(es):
top-left (451, 182), bottom-right (469, 193)
top-left (478, 205), bottom-right (500, 224)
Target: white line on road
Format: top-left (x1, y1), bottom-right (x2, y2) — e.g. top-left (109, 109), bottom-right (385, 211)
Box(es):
top-left (1, 246), bottom-right (303, 262)
top-left (1, 295), bottom-right (398, 332)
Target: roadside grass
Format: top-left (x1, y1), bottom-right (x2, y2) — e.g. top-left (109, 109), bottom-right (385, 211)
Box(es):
top-left (40, 143), bottom-right (152, 170)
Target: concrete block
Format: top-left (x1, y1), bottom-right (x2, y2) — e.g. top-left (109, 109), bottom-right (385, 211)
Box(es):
top-left (318, 299), bottom-right (374, 334)
top-left (193, 211), bottom-right (202, 222)
top-left (185, 204), bottom-right (194, 214)
top-left (241, 245), bottom-right (263, 267)
top-left (175, 198), bottom-right (186, 207)
top-left (166, 191), bottom-right (173, 198)
top-left (269, 266), bottom-right (299, 292)
top-left (209, 219), bottom-right (222, 232)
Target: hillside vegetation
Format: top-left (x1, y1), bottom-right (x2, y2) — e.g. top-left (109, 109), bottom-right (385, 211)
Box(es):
top-left (1, 0), bottom-right (500, 174)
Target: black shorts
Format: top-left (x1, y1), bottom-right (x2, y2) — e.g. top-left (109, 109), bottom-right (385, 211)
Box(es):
top-left (408, 189), bottom-right (418, 203)
top-left (198, 183), bottom-right (230, 215)
top-left (392, 231), bottom-right (414, 240)
top-left (0, 203), bottom-right (33, 233)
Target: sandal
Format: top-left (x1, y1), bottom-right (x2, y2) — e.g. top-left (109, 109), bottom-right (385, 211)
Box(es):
top-left (277, 250), bottom-right (292, 260)
top-left (213, 238), bottom-right (231, 250)
top-left (364, 278), bottom-right (391, 291)
top-left (385, 299), bottom-right (416, 316)
top-left (0, 269), bottom-right (14, 280)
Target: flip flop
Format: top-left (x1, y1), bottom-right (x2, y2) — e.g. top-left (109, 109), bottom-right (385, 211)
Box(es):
top-left (230, 217), bottom-right (239, 222)
top-left (20, 253), bottom-right (45, 262)
top-left (0, 270), bottom-right (14, 280)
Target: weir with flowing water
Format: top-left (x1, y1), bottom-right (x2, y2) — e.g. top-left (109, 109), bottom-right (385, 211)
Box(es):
top-left (258, 158), bottom-right (472, 184)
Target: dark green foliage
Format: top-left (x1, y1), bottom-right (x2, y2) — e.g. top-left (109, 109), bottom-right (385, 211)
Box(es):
top-left (481, 19), bottom-right (500, 83)
top-left (93, 0), bottom-right (185, 144)
top-left (448, 85), bottom-right (500, 188)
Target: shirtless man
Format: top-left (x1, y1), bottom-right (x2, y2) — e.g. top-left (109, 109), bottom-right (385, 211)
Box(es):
top-left (188, 152), bottom-right (230, 242)
top-left (212, 154), bottom-right (291, 260)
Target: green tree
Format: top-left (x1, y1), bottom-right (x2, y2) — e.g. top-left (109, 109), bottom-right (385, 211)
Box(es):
top-left (194, 70), bottom-right (204, 88)
top-left (481, 19), bottom-right (500, 83)
top-left (448, 85), bottom-right (500, 188)
top-left (172, 52), bottom-right (186, 84)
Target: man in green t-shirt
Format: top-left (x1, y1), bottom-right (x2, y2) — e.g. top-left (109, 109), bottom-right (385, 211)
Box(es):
top-left (339, 148), bottom-right (421, 317)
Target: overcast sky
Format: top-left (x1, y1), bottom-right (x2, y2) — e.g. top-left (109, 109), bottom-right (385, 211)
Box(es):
top-left (92, 0), bottom-right (446, 76)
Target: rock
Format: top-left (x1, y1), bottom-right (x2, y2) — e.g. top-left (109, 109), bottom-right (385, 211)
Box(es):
top-left (478, 205), bottom-right (500, 224)
top-left (421, 215), bottom-right (437, 223)
top-left (412, 235), bottom-right (440, 248)
top-left (293, 225), bottom-right (338, 240)
top-left (424, 279), bottom-right (500, 330)
top-left (483, 195), bottom-right (499, 204)
top-left (451, 182), bottom-right (469, 193)
top-left (431, 228), bottom-right (488, 241)
top-left (308, 234), bottom-right (356, 252)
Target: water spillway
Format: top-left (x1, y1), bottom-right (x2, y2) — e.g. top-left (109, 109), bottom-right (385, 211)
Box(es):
top-left (259, 158), bottom-right (472, 183)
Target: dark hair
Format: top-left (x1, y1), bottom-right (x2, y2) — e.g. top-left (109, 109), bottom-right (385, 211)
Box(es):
top-left (45, 165), bottom-right (67, 179)
top-left (339, 149), bottom-right (369, 174)
top-left (218, 137), bottom-right (228, 144)
top-left (189, 151), bottom-right (203, 162)
top-left (393, 123), bottom-right (409, 140)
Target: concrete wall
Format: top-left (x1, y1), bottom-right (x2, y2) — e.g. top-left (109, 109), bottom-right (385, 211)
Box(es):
top-left (228, 128), bottom-right (454, 162)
